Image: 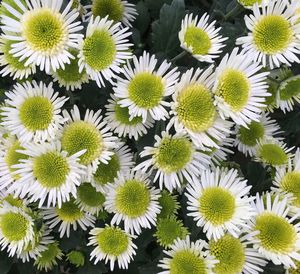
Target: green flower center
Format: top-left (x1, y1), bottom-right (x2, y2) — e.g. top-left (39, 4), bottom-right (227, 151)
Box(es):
top-left (216, 69), bottom-right (250, 112)
top-left (184, 26), bottom-right (211, 55)
top-left (115, 179), bottom-right (151, 218)
top-left (114, 104), bottom-right (142, 125)
top-left (279, 76), bottom-right (300, 101)
top-left (37, 242), bottom-right (61, 265)
top-left (2, 40), bottom-right (28, 70)
top-left (77, 183), bottom-right (105, 207)
top-left (128, 72), bottom-right (164, 109)
top-left (170, 250), bottom-right (207, 274)
top-left (22, 8), bottom-right (65, 53)
top-left (1, 195), bottom-right (24, 208)
top-left (83, 30), bottom-right (116, 71)
top-left (253, 15), bottom-right (293, 54)
top-left (258, 143), bottom-right (288, 166)
top-left (176, 84), bottom-right (216, 132)
top-left (158, 191), bottom-right (179, 219)
top-left (56, 200), bottom-right (83, 222)
top-left (155, 137), bottom-right (193, 173)
top-left (67, 251), bottom-right (85, 267)
top-left (61, 121), bottom-right (103, 166)
top-left (210, 234), bottom-right (245, 274)
top-left (255, 213), bottom-right (297, 253)
top-left (199, 187), bottom-right (235, 225)
top-left (239, 0), bottom-right (262, 6)
top-left (0, 212), bottom-right (29, 241)
top-left (238, 121), bottom-right (265, 147)
top-left (280, 172), bottom-right (300, 207)
top-left (91, 0), bottom-right (124, 22)
top-left (19, 96), bottom-right (54, 131)
top-left (96, 226), bottom-right (129, 256)
top-left (33, 151), bottom-right (70, 189)
top-left (93, 154), bottom-right (120, 186)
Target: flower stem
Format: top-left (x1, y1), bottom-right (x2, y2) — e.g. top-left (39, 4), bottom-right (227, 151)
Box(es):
top-left (171, 51), bottom-right (188, 63)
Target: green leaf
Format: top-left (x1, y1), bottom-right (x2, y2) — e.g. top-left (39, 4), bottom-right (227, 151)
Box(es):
top-left (133, 1), bottom-right (151, 35)
top-left (0, 252), bottom-right (12, 274)
top-left (145, 0), bottom-right (173, 18)
top-left (152, 0), bottom-right (185, 58)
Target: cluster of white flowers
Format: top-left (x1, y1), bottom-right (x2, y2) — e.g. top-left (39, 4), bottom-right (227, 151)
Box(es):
top-left (0, 0), bottom-right (299, 273)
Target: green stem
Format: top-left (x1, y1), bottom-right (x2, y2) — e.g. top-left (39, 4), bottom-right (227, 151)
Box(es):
top-left (171, 51), bottom-right (188, 63)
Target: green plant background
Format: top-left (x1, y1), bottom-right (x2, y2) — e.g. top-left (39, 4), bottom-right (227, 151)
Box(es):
top-left (0, 0), bottom-right (299, 273)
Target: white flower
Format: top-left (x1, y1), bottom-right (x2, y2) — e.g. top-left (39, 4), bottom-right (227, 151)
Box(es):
top-left (213, 47), bottom-right (270, 127)
top-left (167, 66), bottom-right (233, 149)
top-left (78, 15), bottom-right (132, 88)
top-left (185, 167), bottom-right (254, 240)
top-left (179, 13), bottom-right (227, 63)
top-left (135, 131), bottom-right (210, 192)
top-left (236, 0), bottom-right (300, 69)
top-left (0, 0), bottom-right (83, 73)
top-left (1, 81), bottom-right (68, 143)
top-left (114, 51), bottom-right (179, 122)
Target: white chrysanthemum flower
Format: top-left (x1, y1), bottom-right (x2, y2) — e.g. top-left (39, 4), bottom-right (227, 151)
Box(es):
top-left (78, 15), bottom-right (132, 88)
top-left (104, 94), bottom-right (155, 140)
top-left (272, 148), bottom-right (300, 214)
top-left (114, 51), bottom-right (180, 122)
top-left (18, 225), bottom-right (54, 263)
top-left (208, 233), bottom-right (267, 274)
top-left (135, 131), bottom-right (210, 192)
top-left (1, 81), bottom-right (68, 143)
top-left (90, 143), bottom-right (134, 193)
top-left (167, 67), bottom-right (233, 149)
top-left (60, 105), bottom-right (118, 179)
top-left (84, 0), bottom-right (137, 27)
top-left (88, 225), bottom-right (137, 271)
top-left (185, 167), bottom-right (254, 240)
top-left (104, 171), bottom-right (161, 235)
top-left (9, 141), bottom-right (86, 208)
top-left (234, 112), bottom-right (282, 157)
top-left (75, 182), bottom-right (106, 215)
top-left (236, 0), bottom-right (300, 69)
top-left (43, 198), bottom-right (96, 238)
top-left (158, 236), bottom-right (218, 274)
top-left (277, 75), bottom-right (300, 113)
top-left (34, 241), bottom-right (63, 272)
top-left (246, 193), bottom-right (300, 268)
top-left (51, 49), bottom-right (89, 91)
top-left (0, 0), bottom-right (84, 73)
top-left (213, 47), bottom-right (270, 127)
top-left (255, 138), bottom-right (293, 168)
top-left (0, 36), bottom-right (36, 79)
top-left (0, 202), bottom-right (35, 256)
top-left (179, 13), bottom-right (227, 63)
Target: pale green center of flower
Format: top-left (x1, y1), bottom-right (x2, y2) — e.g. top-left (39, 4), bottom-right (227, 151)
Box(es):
top-left (176, 84), bottom-right (216, 132)
top-left (238, 121), bottom-right (265, 147)
top-left (216, 69), bottom-right (250, 112)
top-left (158, 191), bottom-right (179, 219)
top-left (36, 242), bottom-right (61, 265)
top-left (0, 212), bottom-right (29, 241)
top-left (239, 0), bottom-right (262, 6)
top-left (280, 172), bottom-right (300, 207)
top-left (1, 195), bottom-right (23, 208)
top-left (210, 234), bottom-right (245, 274)
top-left (114, 104), bottom-right (142, 125)
top-left (83, 30), bottom-right (116, 71)
top-left (22, 8), bottom-right (65, 53)
top-left (258, 144), bottom-right (288, 166)
top-left (33, 151), bottom-right (70, 189)
top-left (170, 250), bottom-right (207, 274)
top-left (5, 140), bottom-right (27, 179)
top-left (155, 217), bottom-right (188, 247)
top-left (61, 121), bottom-right (103, 166)
top-left (255, 213), bottom-right (297, 253)
top-left (67, 251), bottom-right (85, 267)
top-left (96, 226), bottom-right (129, 256)
top-left (56, 200), bottom-right (83, 222)
top-left (92, 0), bottom-right (125, 22)
top-left (154, 137), bottom-right (193, 173)
top-left (279, 76), bottom-right (300, 101)
top-left (115, 179), bottom-right (151, 218)
top-left (77, 183), bottom-right (105, 207)
top-left (253, 15), bottom-right (293, 54)
top-left (2, 40), bottom-right (28, 70)
top-left (184, 26), bottom-right (211, 55)
top-left (128, 72), bottom-right (164, 109)
top-left (199, 187), bottom-right (235, 225)
top-left (19, 96), bottom-right (54, 131)
top-left (93, 154), bottom-right (120, 186)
